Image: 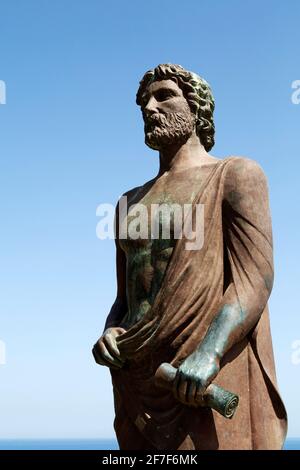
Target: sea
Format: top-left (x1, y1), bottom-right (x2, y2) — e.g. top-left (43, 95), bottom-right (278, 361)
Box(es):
top-left (0, 438), bottom-right (299, 450)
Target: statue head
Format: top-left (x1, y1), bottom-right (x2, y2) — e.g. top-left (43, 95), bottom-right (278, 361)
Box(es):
top-left (136, 63), bottom-right (215, 152)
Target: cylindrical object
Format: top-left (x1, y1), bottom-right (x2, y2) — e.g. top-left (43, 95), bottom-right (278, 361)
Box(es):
top-left (155, 363), bottom-right (239, 419)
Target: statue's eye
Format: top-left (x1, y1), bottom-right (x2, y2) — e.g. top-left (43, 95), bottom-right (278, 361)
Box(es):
top-left (155, 89), bottom-right (174, 102)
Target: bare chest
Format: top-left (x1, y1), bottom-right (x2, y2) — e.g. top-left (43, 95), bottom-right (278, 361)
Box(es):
top-left (119, 171), bottom-right (204, 253)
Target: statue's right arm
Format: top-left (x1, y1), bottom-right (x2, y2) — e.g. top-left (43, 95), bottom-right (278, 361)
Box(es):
top-left (92, 199), bottom-right (128, 369)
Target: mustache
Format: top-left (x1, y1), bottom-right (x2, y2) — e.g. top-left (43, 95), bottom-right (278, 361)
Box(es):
top-left (144, 111), bottom-right (192, 130)
top-left (144, 113), bottom-right (165, 129)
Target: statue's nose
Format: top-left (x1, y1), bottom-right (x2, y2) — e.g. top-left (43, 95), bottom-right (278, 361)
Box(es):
top-left (144, 96), bottom-right (157, 115)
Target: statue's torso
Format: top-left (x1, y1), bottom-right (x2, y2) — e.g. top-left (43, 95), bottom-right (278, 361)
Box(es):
top-left (119, 164), bottom-right (217, 327)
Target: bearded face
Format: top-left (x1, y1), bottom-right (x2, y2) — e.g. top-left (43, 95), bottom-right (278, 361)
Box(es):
top-left (143, 101), bottom-right (196, 151)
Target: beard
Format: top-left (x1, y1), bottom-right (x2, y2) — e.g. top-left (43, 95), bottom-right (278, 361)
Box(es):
top-left (144, 107), bottom-right (196, 150)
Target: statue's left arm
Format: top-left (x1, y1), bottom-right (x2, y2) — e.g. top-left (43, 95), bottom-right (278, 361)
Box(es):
top-left (174, 158), bottom-right (274, 406)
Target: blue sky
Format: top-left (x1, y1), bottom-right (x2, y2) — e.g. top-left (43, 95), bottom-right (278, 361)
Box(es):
top-left (0, 0), bottom-right (299, 439)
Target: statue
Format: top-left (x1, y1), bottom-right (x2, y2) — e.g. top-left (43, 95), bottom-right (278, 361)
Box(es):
top-left (92, 64), bottom-right (287, 450)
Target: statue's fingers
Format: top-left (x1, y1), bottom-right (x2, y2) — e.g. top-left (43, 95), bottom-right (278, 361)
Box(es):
top-left (92, 344), bottom-right (102, 363)
top-left (103, 334), bottom-right (124, 361)
top-left (172, 371), bottom-right (181, 400)
top-left (97, 342), bottom-right (123, 368)
top-left (176, 376), bottom-right (189, 404)
top-left (112, 327), bottom-right (127, 337)
top-left (186, 381), bottom-right (198, 406)
top-left (92, 346), bottom-right (117, 369)
top-left (194, 380), bottom-right (206, 404)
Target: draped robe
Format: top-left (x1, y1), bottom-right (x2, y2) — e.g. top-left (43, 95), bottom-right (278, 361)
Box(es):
top-left (111, 156), bottom-right (287, 450)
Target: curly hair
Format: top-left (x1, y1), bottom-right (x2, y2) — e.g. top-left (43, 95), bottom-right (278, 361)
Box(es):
top-left (136, 63), bottom-right (215, 152)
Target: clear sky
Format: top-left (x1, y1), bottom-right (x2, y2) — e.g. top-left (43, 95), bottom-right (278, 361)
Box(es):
top-left (0, 0), bottom-right (299, 439)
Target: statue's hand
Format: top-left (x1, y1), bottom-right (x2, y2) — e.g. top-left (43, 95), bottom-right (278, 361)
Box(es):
top-left (173, 350), bottom-right (220, 407)
top-left (92, 327), bottom-right (126, 369)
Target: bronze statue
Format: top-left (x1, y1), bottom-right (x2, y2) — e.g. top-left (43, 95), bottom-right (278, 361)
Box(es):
top-left (93, 64), bottom-right (287, 450)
